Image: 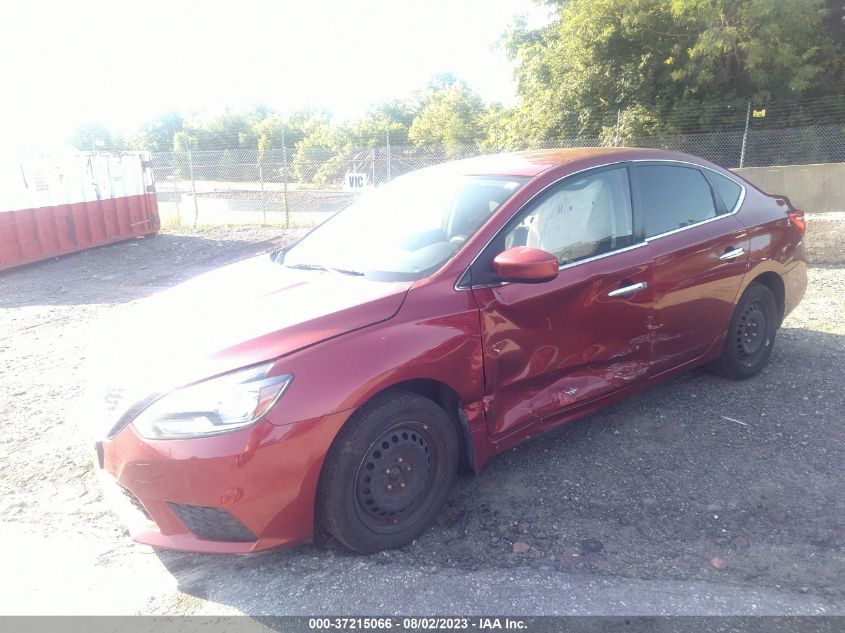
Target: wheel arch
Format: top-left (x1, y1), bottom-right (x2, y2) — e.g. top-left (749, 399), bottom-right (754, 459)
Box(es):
top-left (748, 271), bottom-right (786, 326)
top-left (353, 378), bottom-right (477, 475)
top-left (312, 377), bottom-right (478, 544)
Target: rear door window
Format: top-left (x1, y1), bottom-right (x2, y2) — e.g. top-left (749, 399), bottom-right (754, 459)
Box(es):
top-left (637, 165), bottom-right (717, 238)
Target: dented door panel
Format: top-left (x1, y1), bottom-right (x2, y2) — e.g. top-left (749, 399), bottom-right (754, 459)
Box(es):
top-left (646, 215), bottom-right (750, 375)
top-left (472, 245), bottom-right (654, 438)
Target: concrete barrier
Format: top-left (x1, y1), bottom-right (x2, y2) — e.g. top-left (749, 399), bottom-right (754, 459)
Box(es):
top-left (732, 163), bottom-right (844, 214)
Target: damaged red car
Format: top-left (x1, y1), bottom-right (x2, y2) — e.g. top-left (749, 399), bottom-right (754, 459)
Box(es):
top-left (87, 148), bottom-right (806, 554)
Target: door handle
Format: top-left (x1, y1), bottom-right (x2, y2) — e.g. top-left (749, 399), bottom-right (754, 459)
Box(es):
top-left (607, 281), bottom-right (647, 298)
top-left (719, 247), bottom-right (745, 261)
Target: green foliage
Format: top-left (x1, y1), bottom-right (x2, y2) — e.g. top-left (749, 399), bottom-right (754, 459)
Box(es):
top-left (255, 107), bottom-right (327, 154)
top-left (503, 0), bottom-right (845, 139)
top-left (599, 104), bottom-right (663, 146)
top-left (477, 104), bottom-right (545, 151)
top-left (133, 111), bottom-right (184, 151)
top-left (172, 130), bottom-right (196, 153)
top-left (408, 76), bottom-right (486, 152)
top-left (68, 0), bottom-right (844, 171)
top-left (292, 119), bottom-right (349, 185)
top-left (67, 123), bottom-right (125, 151)
top-left (348, 101), bottom-right (415, 147)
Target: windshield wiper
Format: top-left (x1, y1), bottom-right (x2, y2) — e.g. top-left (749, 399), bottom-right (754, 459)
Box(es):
top-left (284, 263), bottom-right (365, 277)
top-left (284, 263), bottom-right (330, 273)
top-left (328, 267), bottom-right (365, 277)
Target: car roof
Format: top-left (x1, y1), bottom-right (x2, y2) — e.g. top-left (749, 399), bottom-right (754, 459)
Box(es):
top-left (447, 147), bottom-right (707, 178)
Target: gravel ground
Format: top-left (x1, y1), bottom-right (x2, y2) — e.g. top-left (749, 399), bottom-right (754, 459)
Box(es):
top-left (0, 222), bottom-right (842, 616)
top-left (806, 212), bottom-right (845, 265)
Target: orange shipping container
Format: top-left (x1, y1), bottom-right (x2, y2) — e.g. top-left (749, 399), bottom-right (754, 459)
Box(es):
top-left (0, 151), bottom-right (160, 271)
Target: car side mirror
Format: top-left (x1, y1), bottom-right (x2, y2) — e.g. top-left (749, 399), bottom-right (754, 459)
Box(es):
top-left (492, 247), bottom-right (559, 284)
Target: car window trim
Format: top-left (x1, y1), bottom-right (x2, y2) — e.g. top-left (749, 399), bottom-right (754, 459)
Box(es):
top-left (455, 158), bottom-right (747, 291)
top-left (456, 161), bottom-right (637, 290)
top-left (634, 163), bottom-right (722, 239)
top-left (502, 164), bottom-right (637, 266)
top-left (555, 239), bottom-right (649, 272)
top-left (464, 240), bottom-right (651, 290)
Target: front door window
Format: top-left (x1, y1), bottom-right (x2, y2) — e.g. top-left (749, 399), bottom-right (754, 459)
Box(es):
top-left (504, 168), bottom-right (634, 265)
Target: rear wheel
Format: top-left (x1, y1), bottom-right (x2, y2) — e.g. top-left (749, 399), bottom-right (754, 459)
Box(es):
top-left (708, 282), bottom-right (778, 380)
top-left (317, 390), bottom-right (459, 553)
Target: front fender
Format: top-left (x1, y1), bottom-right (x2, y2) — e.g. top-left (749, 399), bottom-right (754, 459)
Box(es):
top-left (263, 278), bottom-right (485, 428)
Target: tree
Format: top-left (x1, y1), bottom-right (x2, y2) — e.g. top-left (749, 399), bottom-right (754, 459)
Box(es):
top-left (348, 101), bottom-right (417, 147)
top-left (68, 123), bottom-right (125, 151)
top-left (292, 118), bottom-right (349, 185)
top-left (133, 111), bottom-right (184, 151)
top-left (254, 108), bottom-right (327, 154)
top-left (503, 0), bottom-right (845, 141)
top-left (408, 75), bottom-right (486, 151)
top-left (173, 130), bottom-right (197, 153)
top-left (194, 109), bottom-right (262, 150)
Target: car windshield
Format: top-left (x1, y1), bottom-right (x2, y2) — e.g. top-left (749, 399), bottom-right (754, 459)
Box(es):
top-left (280, 167), bottom-right (528, 280)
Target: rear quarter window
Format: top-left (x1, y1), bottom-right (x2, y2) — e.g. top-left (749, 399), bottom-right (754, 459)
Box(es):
top-left (708, 172), bottom-right (743, 211)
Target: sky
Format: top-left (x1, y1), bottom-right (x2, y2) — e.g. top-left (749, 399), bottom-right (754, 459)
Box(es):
top-left (0, 0), bottom-right (552, 150)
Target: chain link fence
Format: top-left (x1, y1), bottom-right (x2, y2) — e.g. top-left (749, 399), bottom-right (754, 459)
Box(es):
top-left (151, 124), bottom-right (845, 227)
top-left (151, 149), bottom-right (361, 228)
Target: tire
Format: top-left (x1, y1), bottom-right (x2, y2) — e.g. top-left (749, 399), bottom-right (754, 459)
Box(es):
top-left (317, 390), bottom-right (459, 553)
top-left (707, 282), bottom-right (778, 380)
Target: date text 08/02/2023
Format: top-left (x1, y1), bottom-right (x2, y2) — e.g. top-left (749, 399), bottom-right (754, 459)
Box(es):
top-left (307, 617), bottom-right (528, 630)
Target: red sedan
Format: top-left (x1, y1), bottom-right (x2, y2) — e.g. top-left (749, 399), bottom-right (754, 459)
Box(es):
top-left (88, 148), bottom-right (807, 553)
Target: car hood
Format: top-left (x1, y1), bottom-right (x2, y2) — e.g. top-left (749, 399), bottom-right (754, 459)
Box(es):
top-left (89, 253), bottom-right (413, 395)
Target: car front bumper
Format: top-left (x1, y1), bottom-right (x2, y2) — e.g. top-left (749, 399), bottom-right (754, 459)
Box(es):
top-left (95, 409), bottom-right (351, 553)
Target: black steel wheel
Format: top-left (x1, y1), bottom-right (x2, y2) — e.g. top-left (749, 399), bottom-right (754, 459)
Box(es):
top-left (318, 390), bottom-right (458, 553)
top-left (735, 300), bottom-right (768, 366)
top-left (354, 424), bottom-right (437, 533)
top-left (708, 282), bottom-right (778, 380)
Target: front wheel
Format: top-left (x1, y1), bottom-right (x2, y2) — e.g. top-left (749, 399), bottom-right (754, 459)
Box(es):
top-left (708, 282), bottom-right (778, 380)
top-left (317, 390), bottom-right (459, 553)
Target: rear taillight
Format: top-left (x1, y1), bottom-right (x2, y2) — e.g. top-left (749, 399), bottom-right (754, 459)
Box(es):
top-left (788, 209), bottom-right (806, 236)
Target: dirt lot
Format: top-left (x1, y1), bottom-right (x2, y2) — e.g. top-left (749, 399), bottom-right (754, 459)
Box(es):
top-left (0, 220), bottom-right (843, 616)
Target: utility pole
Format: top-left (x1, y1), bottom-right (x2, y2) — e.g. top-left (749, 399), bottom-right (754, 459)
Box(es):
top-left (188, 148), bottom-right (198, 227)
top-left (258, 157), bottom-right (266, 225)
top-left (386, 129), bottom-right (391, 182)
top-left (739, 101), bottom-right (751, 168)
top-left (282, 128), bottom-right (290, 228)
top-left (613, 109), bottom-right (621, 147)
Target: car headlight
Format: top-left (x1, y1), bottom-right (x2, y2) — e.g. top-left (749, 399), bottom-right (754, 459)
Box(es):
top-left (131, 363), bottom-right (293, 439)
